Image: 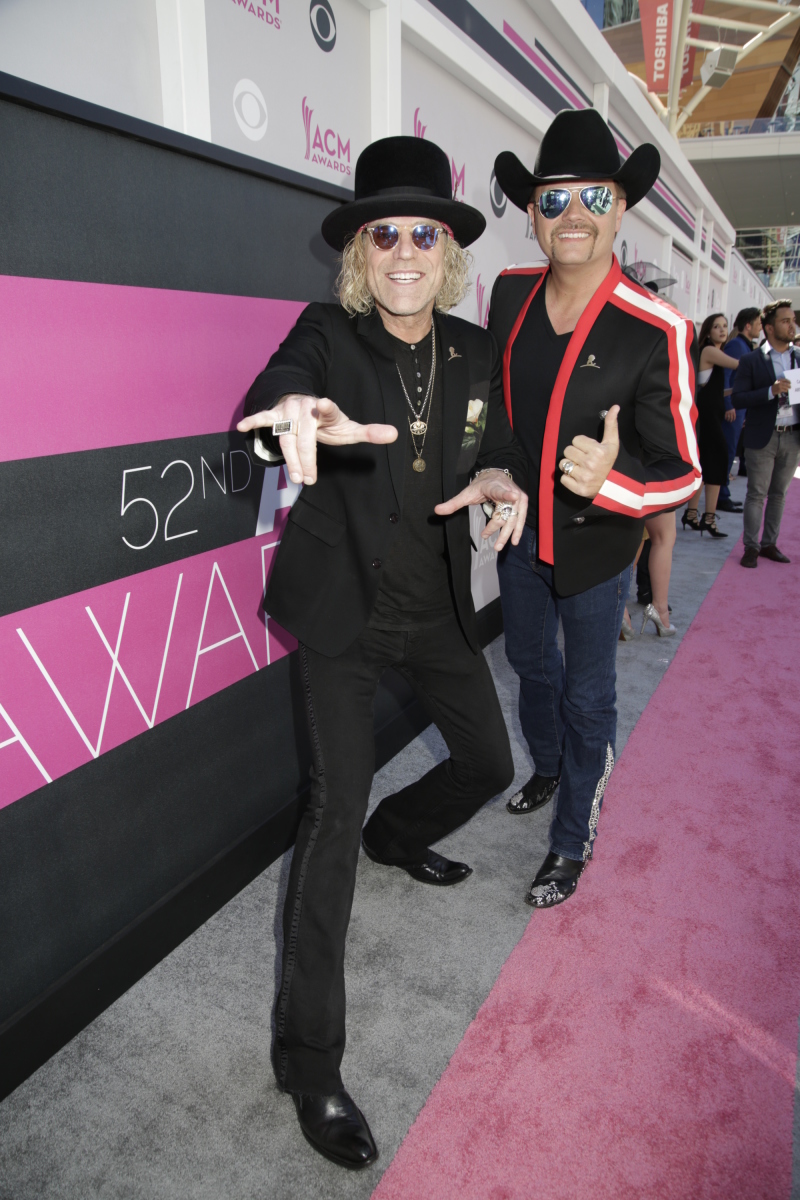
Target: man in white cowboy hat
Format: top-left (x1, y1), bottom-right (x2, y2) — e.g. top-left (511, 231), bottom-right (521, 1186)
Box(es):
top-left (238, 135), bottom-right (527, 1169)
top-left (489, 108), bottom-right (700, 909)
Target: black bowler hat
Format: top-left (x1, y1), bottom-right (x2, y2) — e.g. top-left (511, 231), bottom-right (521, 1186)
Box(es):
top-left (494, 109), bottom-right (660, 213)
top-left (321, 136), bottom-right (486, 251)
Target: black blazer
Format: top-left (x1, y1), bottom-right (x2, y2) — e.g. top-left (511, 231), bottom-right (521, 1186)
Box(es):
top-left (244, 303), bottom-right (527, 656)
top-left (731, 343), bottom-right (798, 450)
top-left (489, 259), bottom-right (701, 597)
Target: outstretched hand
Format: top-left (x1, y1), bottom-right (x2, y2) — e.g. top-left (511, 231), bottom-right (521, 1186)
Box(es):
top-left (559, 405), bottom-right (620, 497)
top-left (237, 394), bottom-right (398, 485)
top-left (435, 469), bottom-right (528, 552)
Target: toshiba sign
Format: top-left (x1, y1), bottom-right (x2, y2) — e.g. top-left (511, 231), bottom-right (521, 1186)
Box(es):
top-left (640, 0), bottom-right (673, 94)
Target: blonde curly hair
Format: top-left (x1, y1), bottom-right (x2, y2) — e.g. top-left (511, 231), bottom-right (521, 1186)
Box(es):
top-left (335, 229), bottom-right (473, 316)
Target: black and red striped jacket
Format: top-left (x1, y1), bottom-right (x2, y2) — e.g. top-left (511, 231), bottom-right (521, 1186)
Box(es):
top-left (489, 256), bottom-right (700, 597)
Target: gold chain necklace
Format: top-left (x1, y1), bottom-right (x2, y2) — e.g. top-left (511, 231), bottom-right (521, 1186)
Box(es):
top-left (395, 323), bottom-right (436, 473)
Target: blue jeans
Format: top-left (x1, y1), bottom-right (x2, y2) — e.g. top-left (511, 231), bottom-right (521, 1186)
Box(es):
top-left (497, 527), bottom-right (632, 862)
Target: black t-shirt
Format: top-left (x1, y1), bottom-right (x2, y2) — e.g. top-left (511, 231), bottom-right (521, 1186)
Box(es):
top-left (509, 282), bottom-right (571, 530)
top-left (368, 325), bottom-right (455, 630)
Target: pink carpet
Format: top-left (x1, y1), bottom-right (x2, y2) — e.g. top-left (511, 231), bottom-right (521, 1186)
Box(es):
top-left (374, 484), bottom-right (800, 1200)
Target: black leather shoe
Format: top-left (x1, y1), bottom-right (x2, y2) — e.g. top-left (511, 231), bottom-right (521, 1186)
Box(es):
top-left (717, 497), bottom-right (742, 512)
top-left (506, 773), bottom-right (560, 814)
top-left (526, 851), bottom-right (585, 909)
top-left (741, 546), bottom-right (759, 568)
top-left (292, 1089), bottom-right (378, 1169)
top-left (760, 544), bottom-right (790, 563)
top-left (362, 838), bottom-right (472, 886)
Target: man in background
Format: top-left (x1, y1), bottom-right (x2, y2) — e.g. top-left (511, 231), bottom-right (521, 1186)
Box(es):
top-left (718, 307), bottom-right (762, 512)
top-left (732, 299), bottom-right (799, 567)
top-left (719, 304), bottom-right (762, 511)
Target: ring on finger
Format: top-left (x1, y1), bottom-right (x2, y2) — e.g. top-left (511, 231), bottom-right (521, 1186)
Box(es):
top-left (561, 459), bottom-right (575, 476)
top-left (496, 503), bottom-right (516, 522)
top-left (273, 419), bottom-right (297, 436)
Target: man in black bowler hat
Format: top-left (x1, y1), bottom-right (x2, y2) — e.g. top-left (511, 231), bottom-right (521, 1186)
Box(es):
top-left (490, 109), bottom-right (700, 909)
top-left (238, 135), bottom-right (527, 1169)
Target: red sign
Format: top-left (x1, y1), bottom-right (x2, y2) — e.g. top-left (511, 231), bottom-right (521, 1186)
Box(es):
top-left (681, 0), bottom-right (705, 88)
top-left (640, 0), bottom-right (673, 93)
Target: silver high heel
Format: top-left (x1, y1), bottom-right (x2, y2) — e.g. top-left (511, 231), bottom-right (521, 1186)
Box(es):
top-left (619, 615), bottom-right (635, 641)
top-left (641, 603), bottom-right (676, 637)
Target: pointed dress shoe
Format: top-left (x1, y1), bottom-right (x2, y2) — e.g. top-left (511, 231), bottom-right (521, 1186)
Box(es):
top-left (506, 773), bottom-right (560, 814)
top-left (361, 837), bottom-right (472, 885)
top-left (292, 1089), bottom-right (378, 1169)
top-left (526, 851), bottom-right (586, 909)
top-left (716, 497), bottom-right (742, 513)
top-left (759, 544), bottom-right (790, 562)
top-left (741, 546), bottom-right (759, 568)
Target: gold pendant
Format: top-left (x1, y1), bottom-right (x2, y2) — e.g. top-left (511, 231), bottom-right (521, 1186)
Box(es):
top-left (412, 457), bottom-right (426, 472)
top-left (409, 420), bottom-right (428, 435)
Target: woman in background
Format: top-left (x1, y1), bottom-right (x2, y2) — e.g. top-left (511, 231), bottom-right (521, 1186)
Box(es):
top-left (683, 313), bottom-right (739, 538)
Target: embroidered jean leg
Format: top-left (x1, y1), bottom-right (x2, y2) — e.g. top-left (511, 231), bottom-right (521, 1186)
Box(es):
top-left (549, 566), bottom-right (630, 861)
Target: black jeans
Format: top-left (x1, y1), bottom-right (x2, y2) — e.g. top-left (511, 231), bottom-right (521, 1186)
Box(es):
top-left (273, 615), bottom-right (514, 1094)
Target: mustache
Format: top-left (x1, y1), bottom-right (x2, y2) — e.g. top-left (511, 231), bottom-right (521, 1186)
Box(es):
top-left (551, 222), bottom-right (598, 235)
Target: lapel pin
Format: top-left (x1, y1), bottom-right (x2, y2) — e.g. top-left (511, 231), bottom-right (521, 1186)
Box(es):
top-left (580, 354), bottom-right (600, 369)
top-left (448, 346), bottom-right (462, 360)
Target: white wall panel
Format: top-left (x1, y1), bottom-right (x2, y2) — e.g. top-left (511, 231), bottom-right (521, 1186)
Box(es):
top-left (0, 0), bottom-right (163, 124)
top-left (204, 0), bottom-right (370, 183)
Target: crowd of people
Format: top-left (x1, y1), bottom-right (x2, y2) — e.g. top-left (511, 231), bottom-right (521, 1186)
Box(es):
top-left (620, 297), bottom-right (798, 640)
top-left (233, 106), bottom-right (798, 1170)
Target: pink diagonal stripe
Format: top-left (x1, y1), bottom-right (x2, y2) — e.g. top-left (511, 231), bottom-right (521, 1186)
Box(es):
top-left (373, 485), bottom-right (800, 1199)
top-left (503, 22), bottom-right (585, 112)
top-left (0, 274), bottom-right (305, 463)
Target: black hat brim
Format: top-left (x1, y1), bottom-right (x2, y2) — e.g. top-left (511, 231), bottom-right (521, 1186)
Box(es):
top-left (321, 193), bottom-right (486, 251)
top-left (494, 143), bottom-right (661, 213)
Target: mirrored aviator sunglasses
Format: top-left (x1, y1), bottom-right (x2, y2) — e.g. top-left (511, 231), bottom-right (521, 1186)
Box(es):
top-left (365, 223), bottom-right (444, 251)
top-left (537, 185), bottom-right (615, 220)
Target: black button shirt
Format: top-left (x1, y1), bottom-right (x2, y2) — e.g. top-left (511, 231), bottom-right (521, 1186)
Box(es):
top-left (368, 326), bottom-right (455, 630)
top-left (509, 282), bottom-right (571, 530)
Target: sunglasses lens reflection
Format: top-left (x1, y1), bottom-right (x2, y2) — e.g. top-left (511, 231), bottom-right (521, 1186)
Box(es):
top-left (538, 190), bottom-right (571, 219)
top-left (581, 186), bottom-right (614, 214)
top-left (411, 225), bottom-right (440, 250)
top-left (370, 225), bottom-right (399, 250)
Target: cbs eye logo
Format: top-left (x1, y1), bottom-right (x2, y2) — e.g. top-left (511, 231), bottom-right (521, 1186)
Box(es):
top-left (310, 0), bottom-right (336, 51)
top-left (489, 169), bottom-right (507, 218)
top-left (233, 79), bottom-right (268, 141)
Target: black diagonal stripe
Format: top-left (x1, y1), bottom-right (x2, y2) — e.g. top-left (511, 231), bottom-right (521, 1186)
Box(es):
top-left (1, 432), bottom-right (269, 617)
top-left (428, 0), bottom-right (566, 115)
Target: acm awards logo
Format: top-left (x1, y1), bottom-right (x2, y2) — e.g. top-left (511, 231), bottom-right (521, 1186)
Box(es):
top-left (310, 0), bottom-right (336, 51)
top-left (302, 96), bottom-right (351, 175)
top-left (229, 0), bottom-right (281, 29)
top-left (233, 79), bottom-right (269, 141)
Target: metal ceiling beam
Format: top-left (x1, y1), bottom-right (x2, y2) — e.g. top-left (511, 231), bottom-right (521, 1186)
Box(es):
top-left (690, 12), bottom-right (768, 32)
top-left (685, 35), bottom-right (734, 47)
top-left (701, 0), bottom-right (796, 14)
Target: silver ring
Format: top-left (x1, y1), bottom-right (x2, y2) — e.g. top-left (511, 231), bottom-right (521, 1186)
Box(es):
top-left (562, 460), bottom-right (574, 476)
top-left (272, 419), bottom-right (297, 436)
top-left (496, 503), bottom-right (515, 522)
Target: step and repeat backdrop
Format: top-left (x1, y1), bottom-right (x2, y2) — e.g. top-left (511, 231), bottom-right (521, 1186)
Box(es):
top-left (0, 0), bottom-right (713, 1030)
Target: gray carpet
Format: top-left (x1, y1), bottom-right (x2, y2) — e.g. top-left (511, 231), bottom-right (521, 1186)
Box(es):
top-left (3, 481), bottom-right (796, 1200)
